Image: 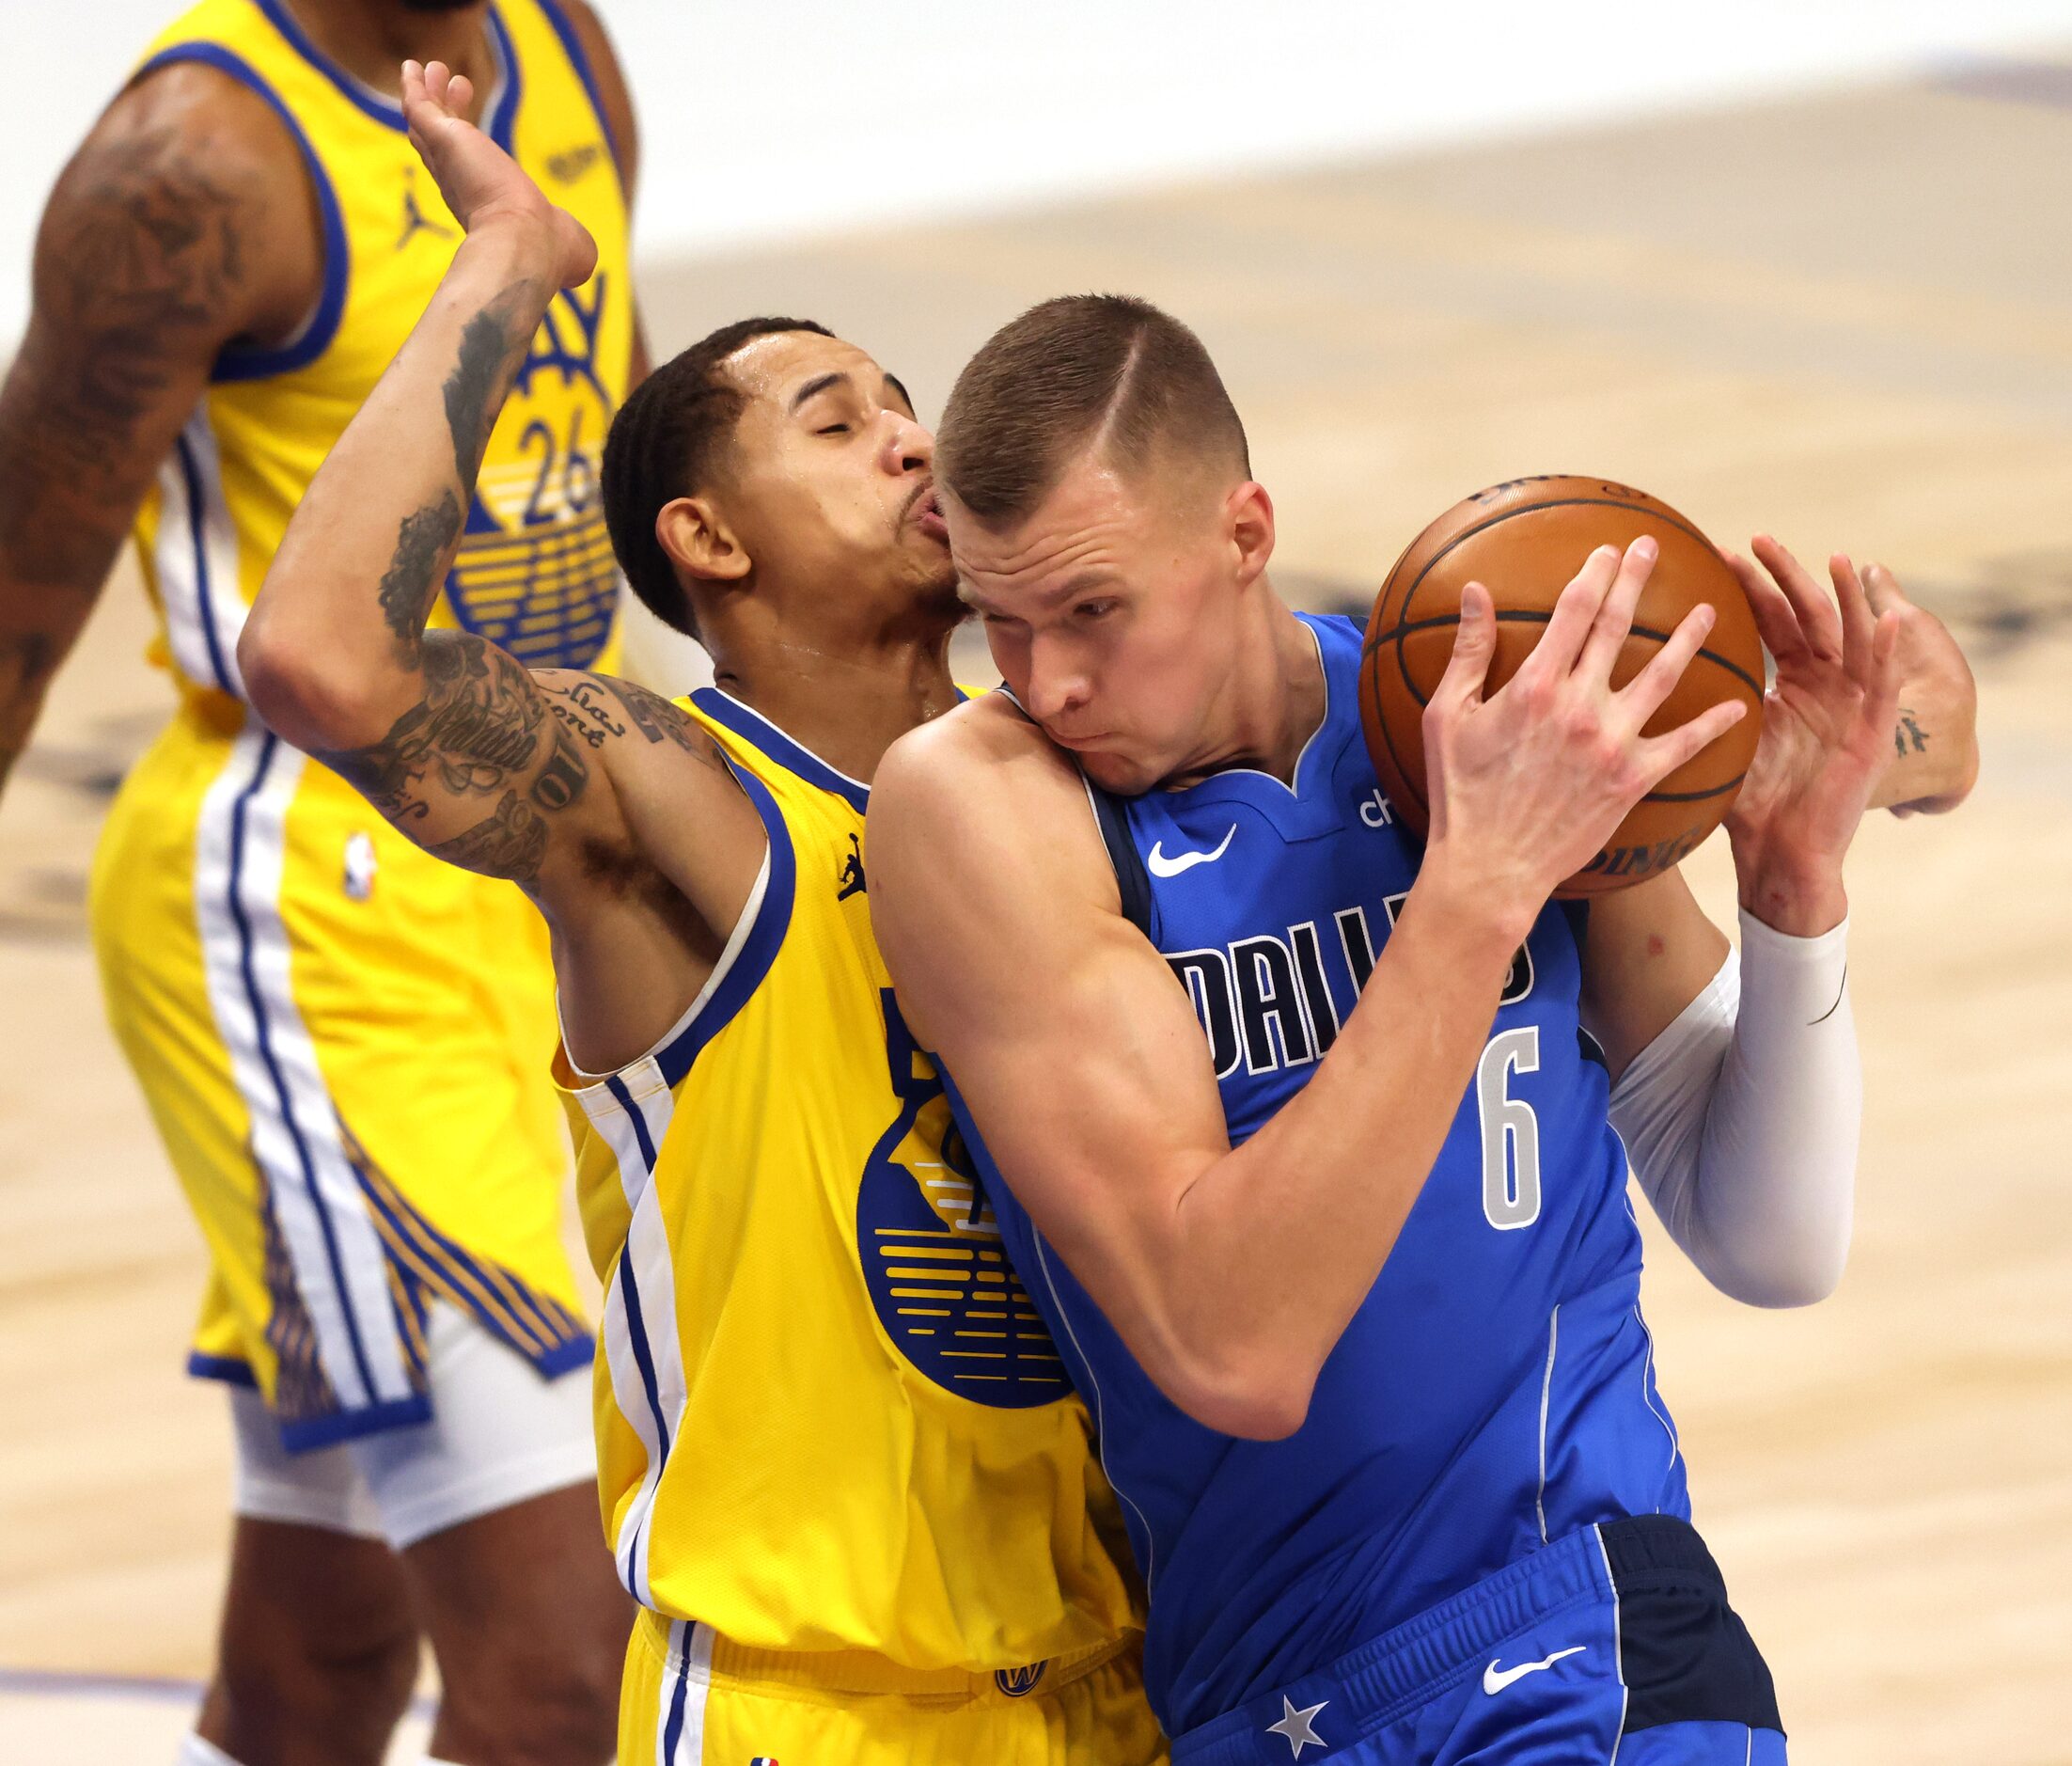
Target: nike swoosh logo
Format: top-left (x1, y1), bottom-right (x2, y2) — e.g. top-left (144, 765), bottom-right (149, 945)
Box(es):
top-left (1483, 1645), bottom-right (1587, 1695)
top-left (1146, 826), bottom-right (1236, 878)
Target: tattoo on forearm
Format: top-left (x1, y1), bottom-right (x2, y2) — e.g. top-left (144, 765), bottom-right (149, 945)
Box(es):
top-left (443, 286), bottom-right (536, 484)
top-left (0, 630), bottom-right (62, 789)
top-left (1894, 707), bottom-right (1929, 758)
top-left (376, 491), bottom-right (462, 660)
top-left (428, 788), bottom-right (548, 881)
top-left (314, 633), bottom-right (589, 880)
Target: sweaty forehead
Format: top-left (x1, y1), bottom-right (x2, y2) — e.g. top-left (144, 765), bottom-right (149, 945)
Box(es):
top-left (722, 332), bottom-right (883, 407)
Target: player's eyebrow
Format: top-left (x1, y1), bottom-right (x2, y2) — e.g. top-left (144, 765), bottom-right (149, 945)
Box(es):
top-left (788, 371), bottom-right (850, 413)
top-left (1042, 570), bottom-right (1117, 605)
top-left (882, 373), bottom-right (916, 417)
top-left (955, 571), bottom-right (1114, 616)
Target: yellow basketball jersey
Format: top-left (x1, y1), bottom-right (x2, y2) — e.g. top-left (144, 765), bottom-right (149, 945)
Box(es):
top-left (557, 690), bottom-right (1144, 1673)
top-left (92, 0), bottom-right (627, 1447)
top-left (131, 0), bottom-right (633, 726)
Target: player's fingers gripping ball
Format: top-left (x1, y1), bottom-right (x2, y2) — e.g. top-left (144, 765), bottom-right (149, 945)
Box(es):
top-left (1360, 475), bottom-right (1766, 896)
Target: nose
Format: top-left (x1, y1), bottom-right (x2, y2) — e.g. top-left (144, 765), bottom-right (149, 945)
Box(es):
top-left (1021, 628), bottom-right (1091, 725)
top-left (879, 410), bottom-right (934, 479)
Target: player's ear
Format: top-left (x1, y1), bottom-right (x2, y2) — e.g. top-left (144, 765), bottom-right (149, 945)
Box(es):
top-left (657, 495), bottom-right (752, 584)
top-left (1229, 479), bottom-right (1275, 589)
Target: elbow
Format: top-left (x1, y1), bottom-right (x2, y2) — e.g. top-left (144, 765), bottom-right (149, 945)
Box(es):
top-left (1155, 1342), bottom-right (1319, 1443)
top-left (1747, 1258), bottom-right (1846, 1310)
top-left (238, 611), bottom-right (389, 753)
top-left (1709, 1243), bottom-right (1849, 1310)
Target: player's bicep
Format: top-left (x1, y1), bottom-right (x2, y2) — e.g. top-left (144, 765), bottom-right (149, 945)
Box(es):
top-left (942, 913), bottom-right (1233, 1289)
top-left (1, 70), bottom-right (315, 589)
top-left (872, 743), bottom-right (1231, 1355)
top-left (1579, 868), bottom-right (1733, 1081)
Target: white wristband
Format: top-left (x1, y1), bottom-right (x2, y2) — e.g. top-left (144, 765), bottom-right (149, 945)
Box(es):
top-left (1609, 909), bottom-right (1860, 1307)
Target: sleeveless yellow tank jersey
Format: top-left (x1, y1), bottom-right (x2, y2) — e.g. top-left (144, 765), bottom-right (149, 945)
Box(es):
top-left (133, 0), bottom-right (633, 703)
top-left (90, 0), bottom-right (634, 1449)
top-left (557, 689), bottom-right (1146, 1675)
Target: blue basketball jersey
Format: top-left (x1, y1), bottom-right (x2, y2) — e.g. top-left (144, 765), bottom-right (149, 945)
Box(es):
top-left (941, 613), bottom-right (1692, 1738)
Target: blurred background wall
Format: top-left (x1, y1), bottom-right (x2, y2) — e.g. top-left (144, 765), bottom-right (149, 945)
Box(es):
top-left (8, 0), bottom-right (2072, 348)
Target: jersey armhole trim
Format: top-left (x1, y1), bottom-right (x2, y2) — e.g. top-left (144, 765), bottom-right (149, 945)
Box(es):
top-left (531, 0), bottom-right (623, 182)
top-left (655, 762), bottom-right (795, 1085)
top-left (558, 845), bottom-right (772, 1089)
top-left (559, 760), bottom-right (793, 1097)
top-left (481, 6), bottom-right (523, 153)
top-left (1081, 775), bottom-right (1158, 944)
top-left (135, 43), bottom-right (350, 383)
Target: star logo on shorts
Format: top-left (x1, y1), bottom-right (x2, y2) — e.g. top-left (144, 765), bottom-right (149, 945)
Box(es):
top-left (1265, 1693), bottom-right (1328, 1758)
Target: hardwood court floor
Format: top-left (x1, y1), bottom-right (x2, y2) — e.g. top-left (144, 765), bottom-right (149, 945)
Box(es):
top-left (4, 58), bottom-right (2070, 1764)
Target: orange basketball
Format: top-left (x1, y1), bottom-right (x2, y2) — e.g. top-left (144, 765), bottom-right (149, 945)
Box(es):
top-left (1358, 476), bottom-right (1766, 897)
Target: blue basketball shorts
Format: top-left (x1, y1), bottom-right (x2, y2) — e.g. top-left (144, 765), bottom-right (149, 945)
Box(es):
top-left (1170, 1517), bottom-right (1784, 1766)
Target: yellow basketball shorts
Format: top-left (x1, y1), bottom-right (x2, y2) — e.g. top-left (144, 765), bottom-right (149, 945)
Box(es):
top-left (619, 1608), bottom-right (1168, 1766)
top-left (90, 709), bottom-right (590, 1451)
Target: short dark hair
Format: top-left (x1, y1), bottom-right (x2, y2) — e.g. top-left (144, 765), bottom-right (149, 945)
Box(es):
top-left (935, 293), bottom-right (1249, 524)
top-left (601, 316), bottom-right (834, 639)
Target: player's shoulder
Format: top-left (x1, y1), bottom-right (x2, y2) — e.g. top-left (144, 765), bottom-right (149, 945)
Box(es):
top-left (875, 692), bottom-right (1078, 826)
top-left (871, 693), bottom-right (1117, 918)
top-left (37, 57), bottom-right (316, 325)
top-left (537, 668), bottom-right (735, 776)
top-left (87, 55), bottom-right (304, 196)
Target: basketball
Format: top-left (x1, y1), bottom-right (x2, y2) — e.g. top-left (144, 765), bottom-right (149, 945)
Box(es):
top-left (1358, 475), bottom-right (1766, 897)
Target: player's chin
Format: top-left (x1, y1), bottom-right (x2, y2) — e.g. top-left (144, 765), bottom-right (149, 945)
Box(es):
top-left (901, 523), bottom-right (955, 577)
top-left (903, 548), bottom-right (962, 616)
top-left (1071, 744), bottom-right (1156, 796)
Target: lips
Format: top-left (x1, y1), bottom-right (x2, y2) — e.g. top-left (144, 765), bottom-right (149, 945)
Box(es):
top-left (906, 483), bottom-right (949, 543)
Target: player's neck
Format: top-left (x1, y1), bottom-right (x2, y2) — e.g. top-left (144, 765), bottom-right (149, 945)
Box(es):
top-left (712, 632), bottom-right (961, 788)
top-left (1165, 588), bottom-right (1325, 792)
top-left (290, 0), bottom-right (496, 104)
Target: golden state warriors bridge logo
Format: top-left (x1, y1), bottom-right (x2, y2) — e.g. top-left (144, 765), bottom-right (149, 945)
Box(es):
top-left (447, 277), bottom-right (620, 670)
top-left (857, 993), bottom-right (1068, 1407)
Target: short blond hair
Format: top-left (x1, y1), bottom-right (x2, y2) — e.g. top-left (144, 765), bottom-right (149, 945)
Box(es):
top-left (937, 293), bottom-right (1249, 523)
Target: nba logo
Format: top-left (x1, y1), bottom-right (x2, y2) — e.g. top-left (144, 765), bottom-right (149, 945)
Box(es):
top-left (995, 1662), bottom-right (1047, 1697)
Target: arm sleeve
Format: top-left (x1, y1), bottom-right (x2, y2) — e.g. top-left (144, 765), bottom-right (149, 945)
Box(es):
top-left (1607, 910), bottom-right (1860, 1307)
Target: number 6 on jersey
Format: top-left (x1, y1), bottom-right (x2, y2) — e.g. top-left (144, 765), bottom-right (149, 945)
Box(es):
top-left (1478, 1026), bottom-right (1543, 1230)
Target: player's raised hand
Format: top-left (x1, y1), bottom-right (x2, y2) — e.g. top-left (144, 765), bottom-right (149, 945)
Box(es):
top-left (1719, 537), bottom-right (1904, 926)
top-left (400, 59), bottom-right (596, 290)
top-left (1422, 537), bottom-right (1744, 929)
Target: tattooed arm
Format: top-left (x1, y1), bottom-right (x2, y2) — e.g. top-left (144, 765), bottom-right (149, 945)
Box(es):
top-left (0, 65), bottom-right (321, 796)
top-left (240, 61), bottom-right (616, 891)
top-left (239, 60), bottom-right (762, 977)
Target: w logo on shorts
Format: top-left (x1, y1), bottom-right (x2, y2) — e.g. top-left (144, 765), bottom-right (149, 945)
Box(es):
top-left (996, 1662), bottom-right (1048, 1697)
